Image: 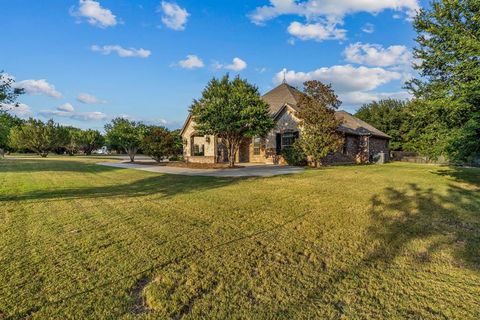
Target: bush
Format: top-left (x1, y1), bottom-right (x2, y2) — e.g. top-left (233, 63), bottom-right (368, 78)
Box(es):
top-left (282, 141), bottom-right (307, 166)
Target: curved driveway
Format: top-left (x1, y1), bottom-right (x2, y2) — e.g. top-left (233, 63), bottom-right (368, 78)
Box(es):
top-left (97, 162), bottom-right (304, 177)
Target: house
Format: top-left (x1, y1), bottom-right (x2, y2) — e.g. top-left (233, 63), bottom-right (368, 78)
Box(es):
top-left (180, 82), bottom-right (391, 165)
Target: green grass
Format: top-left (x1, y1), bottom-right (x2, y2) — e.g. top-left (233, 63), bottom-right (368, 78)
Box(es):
top-left (1, 156), bottom-right (479, 319)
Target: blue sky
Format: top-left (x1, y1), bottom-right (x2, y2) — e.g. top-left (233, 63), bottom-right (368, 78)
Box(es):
top-left (1, 0), bottom-right (428, 131)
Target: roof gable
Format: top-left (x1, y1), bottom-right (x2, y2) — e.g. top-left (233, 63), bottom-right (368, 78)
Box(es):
top-left (262, 83), bottom-right (303, 115)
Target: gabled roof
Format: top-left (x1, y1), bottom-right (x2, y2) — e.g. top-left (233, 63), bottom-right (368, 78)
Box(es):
top-left (335, 111), bottom-right (392, 139)
top-left (262, 83), bottom-right (303, 115)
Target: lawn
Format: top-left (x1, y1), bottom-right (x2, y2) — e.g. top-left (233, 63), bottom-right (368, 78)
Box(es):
top-left (0, 157), bottom-right (479, 319)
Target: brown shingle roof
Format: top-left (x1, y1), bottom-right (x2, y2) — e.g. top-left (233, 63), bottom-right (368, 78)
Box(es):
top-left (262, 83), bottom-right (303, 115)
top-left (262, 83), bottom-right (391, 140)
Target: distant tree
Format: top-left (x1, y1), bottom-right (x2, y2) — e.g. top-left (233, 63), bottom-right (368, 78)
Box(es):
top-left (0, 111), bottom-right (23, 157)
top-left (63, 127), bottom-right (83, 155)
top-left (104, 118), bottom-right (146, 162)
top-left (405, 0), bottom-right (480, 162)
top-left (141, 126), bottom-right (175, 162)
top-left (296, 80), bottom-right (343, 167)
top-left (0, 72), bottom-right (24, 109)
top-left (77, 129), bottom-right (104, 155)
top-left (355, 99), bottom-right (409, 151)
top-left (170, 129), bottom-right (184, 157)
top-left (191, 74), bottom-right (274, 167)
top-left (9, 119), bottom-right (62, 157)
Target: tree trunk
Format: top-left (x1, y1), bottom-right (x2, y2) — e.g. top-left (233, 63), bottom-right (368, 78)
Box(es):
top-left (127, 147), bottom-right (137, 162)
top-left (0, 148), bottom-right (4, 158)
top-left (227, 142), bottom-right (238, 168)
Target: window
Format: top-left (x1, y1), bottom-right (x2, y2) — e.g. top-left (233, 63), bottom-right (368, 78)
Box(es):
top-left (253, 137), bottom-right (261, 155)
top-left (193, 144), bottom-right (204, 156)
top-left (281, 132), bottom-right (297, 149)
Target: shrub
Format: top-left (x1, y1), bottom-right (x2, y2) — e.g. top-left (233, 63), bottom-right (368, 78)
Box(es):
top-left (282, 141), bottom-right (307, 166)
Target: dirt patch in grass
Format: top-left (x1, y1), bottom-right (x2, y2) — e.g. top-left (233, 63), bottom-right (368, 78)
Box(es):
top-left (130, 276), bottom-right (151, 314)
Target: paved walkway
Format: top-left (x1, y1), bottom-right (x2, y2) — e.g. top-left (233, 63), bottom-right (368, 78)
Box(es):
top-left (97, 162), bottom-right (304, 177)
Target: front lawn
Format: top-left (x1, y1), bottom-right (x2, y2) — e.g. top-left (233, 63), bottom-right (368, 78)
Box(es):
top-left (0, 157), bottom-right (479, 319)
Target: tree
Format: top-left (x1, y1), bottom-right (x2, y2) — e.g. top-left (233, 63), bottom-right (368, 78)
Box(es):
top-left (170, 129), bottom-right (184, 158)
top-left (9, 119), bottom-right (62, 157)
top-left (191, 75), bottom-right (274, 167)
top-left (355, 99), bottom-right (409, 151)
top-left (296, 80), bottom-right (344, 167)
top-left (77, 129), bottom-right (104, 155)
top-left (0, 111), bottom-right (23, 157)
top-left (62, 127), bottom-right (83, 156)
top-left (141, 126), bottom-right (175, 162)
top-left (104, 118), bottom-right (146, 162)
top-left (405, 0), bottom-right (480, 162)
top-left (0, 72), bottom-right (24, 109)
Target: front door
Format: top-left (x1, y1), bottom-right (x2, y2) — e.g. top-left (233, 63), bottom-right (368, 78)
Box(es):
top-left (238, 139), bottom-right (250, 163)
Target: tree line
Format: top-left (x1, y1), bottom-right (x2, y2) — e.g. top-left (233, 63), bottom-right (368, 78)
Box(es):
top-left (0, 112), bottom-right (182, 161)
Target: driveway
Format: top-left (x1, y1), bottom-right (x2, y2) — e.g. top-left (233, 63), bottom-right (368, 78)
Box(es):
top-left (97, 162), bottom-right (304, 177)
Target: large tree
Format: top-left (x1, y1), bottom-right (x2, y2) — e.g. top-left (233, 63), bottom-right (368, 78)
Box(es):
top-left (190, 75), bottom-right (274, 167)
top-left (355, 99), bottom-right (409, 151)
top-left (105, 118), bottom-right (146, 162)
top-left (296, 80), bottom-right (344, 167)
top-left (9, 119), bottom-right (62, 157)
top-left (0, 111), bottom-right (23, 157)
top-left (141, 126), bottom-right (175, 162)
top-left (77, 129), bottom-right (104, 155)
top-left (406, 0), bottom-right (480, 162)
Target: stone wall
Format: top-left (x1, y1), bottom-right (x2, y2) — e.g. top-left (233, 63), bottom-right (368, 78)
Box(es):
top-left (369, 137), bottom-right (390, 163)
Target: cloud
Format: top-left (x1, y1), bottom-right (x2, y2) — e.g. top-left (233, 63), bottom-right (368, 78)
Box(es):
top-left (177, 55), bottom-right (204, 69)
top-left (39, 109), bottom-right (108, 121)
top-left (71, 0), bottom-right (118, 28)
top-left (287, 21), bottom-right (346, 41)
top-left (340, 90), bottom-right (411, 105)
top-left (57, 103), bottom-right (75, 112)
top-left (1, 103), bottom-right (33, 117)
top-left (91, 45), bottom-right (151, 58)
top-left (39, 102), bottom-right (107, 121)
top-left (77, 93), bottom-right (106, 104)
top-left (214, 57), bottom-right (247, 71)
top-left (15, 79), bottom-right (62, 98)
top-left (249, 0), bottom-right (420, 25)
top-left (159, 1), bottom-right (189, 31)
top-left (361, 23), bottom-right (374, 34)
top-left (275, 65), bottom-right (401, 92)
top-left (344, 42), bottom-right (412, 67)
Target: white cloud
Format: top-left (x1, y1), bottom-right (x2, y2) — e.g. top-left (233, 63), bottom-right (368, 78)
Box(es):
top-left (159, 1), bottom-right (189, 31)
top-left (361, 23), bottom-right (374, 34)
top-left (39, 108), bottom-right (108, 121)
top-left (249, 0), bottom-right (420, 25)
top-left (340, 90), bottom-right (411, 105)
top-left (57, 103), bottom-right (75, 112)
top-left (215, 57), bottom-right (248, 71)
top-left (71, 0), bottom-right (117, 28)
top-left (15, 79), bottom-right (62, 98)
top-left (177, 55), bottom-right (204, 69)
top-left (77, 93), bottom-right (106, 104)
top-left (275, 65), bottom-right (401, 92)
top-left (1, 103), bottom-right (33, 117)
top-left (344, 42), bottom-right (412, 67)
top-left (287, 21), bottom-right (346, 41)
top-left (91, 45), bottom-right (151, 58)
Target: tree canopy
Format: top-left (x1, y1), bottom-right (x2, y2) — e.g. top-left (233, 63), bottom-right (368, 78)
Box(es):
top-left (141, 126), bottom-right (176, 162)
top-left (105, 118), bottom-right (146, 162)
top-left (190, 74), bottom-right (274, 167)
top-left (406, 0), bottom-right (480, 163)
top-left (296, 80), bottom-right (343, 166)
top-left (0, 72), bottom-right (24, 109)
top-left (9, 119), bottom-right (63, 157)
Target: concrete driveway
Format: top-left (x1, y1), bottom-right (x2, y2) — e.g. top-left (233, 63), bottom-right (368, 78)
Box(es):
top-left (97, 162), bottom-right (304, 177)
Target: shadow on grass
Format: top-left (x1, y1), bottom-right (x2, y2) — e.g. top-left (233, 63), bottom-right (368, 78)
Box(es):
top-left (0, 172), bottom-right (245, 202)
top-left (369, 182), bottom-right (480, 271)
top-left (0, 158), bottom-right (121, 174)
top-left (434, 166), bottom-right (480, 188)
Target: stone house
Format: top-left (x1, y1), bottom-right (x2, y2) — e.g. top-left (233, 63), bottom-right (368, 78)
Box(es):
top-left (180, 82), bottom-right (391, 165)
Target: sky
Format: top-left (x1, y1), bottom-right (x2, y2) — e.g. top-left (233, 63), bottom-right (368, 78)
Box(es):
top-left (1, 0), bottom-right (429, 131)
